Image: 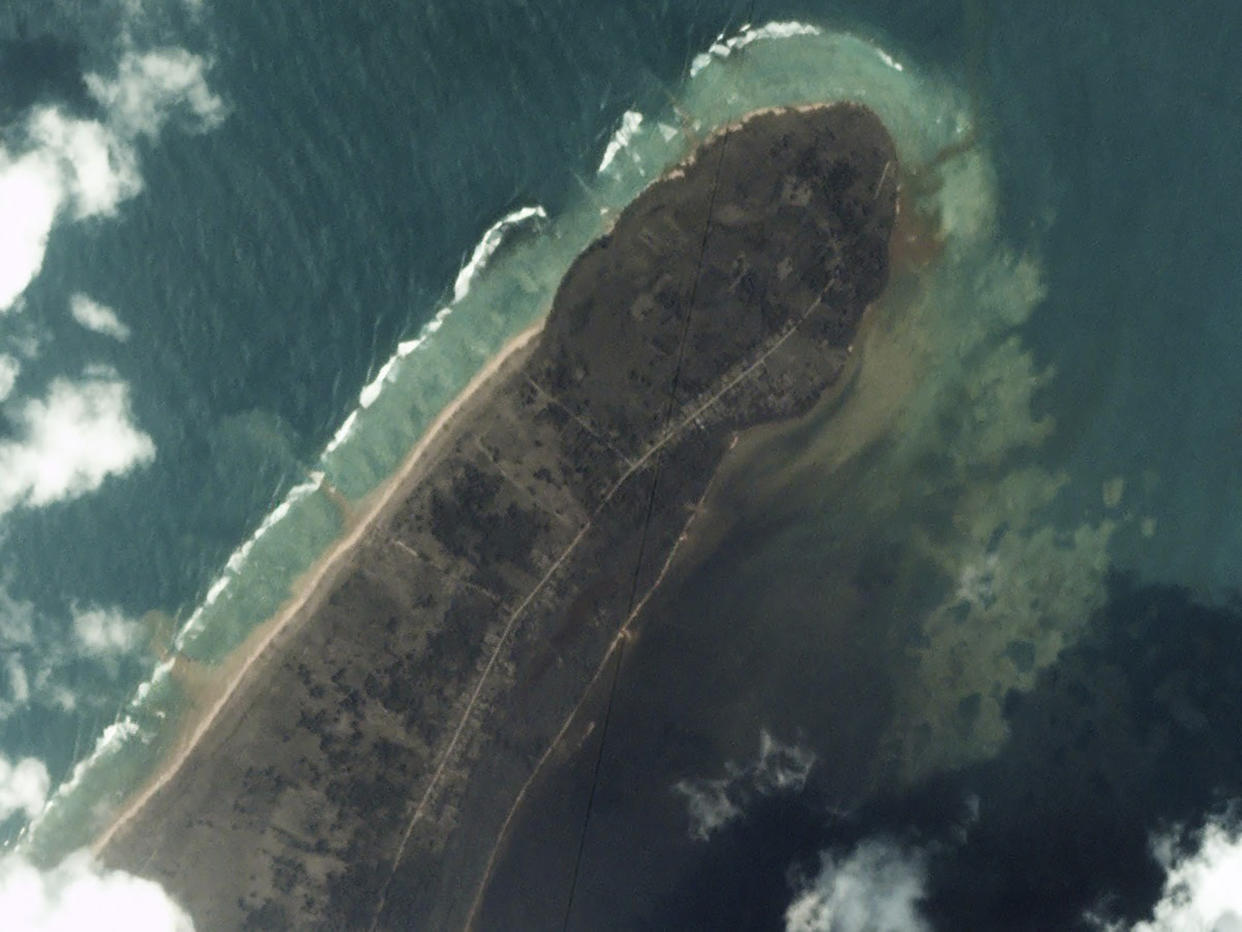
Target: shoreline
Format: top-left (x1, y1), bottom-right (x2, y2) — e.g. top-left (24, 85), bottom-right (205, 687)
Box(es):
top-left (92, 319), bottom-right (547, 857)
top-left (88, 100), bottom-right (901, 927)
top-left (89, 104), bottom-right (844, 862)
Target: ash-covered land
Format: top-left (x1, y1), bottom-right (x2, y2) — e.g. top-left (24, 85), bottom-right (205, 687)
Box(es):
top-left (101, 103), bottom-right (898, 930)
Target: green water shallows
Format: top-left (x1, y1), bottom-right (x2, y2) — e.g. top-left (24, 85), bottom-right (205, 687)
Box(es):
top-left (173, 481), bottom-right (343, 661)
top-left (22, 664), bottom-right (188, 865)
top-left (21, 22), bottom-right (986, 863)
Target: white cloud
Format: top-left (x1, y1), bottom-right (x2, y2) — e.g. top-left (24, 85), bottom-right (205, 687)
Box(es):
top-left (0, 45), bottom-right (224, 315)
top-left (0, 148), bottom-right (63, 314)
top-left (0, 356), bottom-right (19, 401)
top-left (676, 777), bottom-right (741, 841)
top-left (0, 590), bottom-right (141, 722)
top-left (85, 48), bottom-right (226, 139)
top-left (47, 687), bottom-right (77, 713)
top-left (674, 730), bottom-right (816, 840)
top-left (0, 755), bottom-right (49, 822)
top-left (0, 589), bottom-right (36, 649)
top-left (786, 838), bottom-right (931, 932)
top-left (0, 370), bottom-right (155, 514)
top-left (69, 295), bottom-right (131, 341)
top-left (1127, 819), bottom-right (1242, 931)
top-left (74, 607), bottom-right (141, 654)
top-left (6, 656), bottom-right (30, 704)
top-left (0, 850), bottom-right (194, 931)
top-left (27, 108), bottom-right (143, 220)
top-left (752, 731), bottom-right (818, 794)
top-left (0, 108), bottom-right (144, 315)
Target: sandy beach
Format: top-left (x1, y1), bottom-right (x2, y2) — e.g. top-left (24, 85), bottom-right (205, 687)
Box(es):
top-left (93, 319), bottom-right (547, 857)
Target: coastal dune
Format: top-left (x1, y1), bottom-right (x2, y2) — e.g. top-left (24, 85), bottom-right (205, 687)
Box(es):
top-left (99, 102), bottom-right (898, 929)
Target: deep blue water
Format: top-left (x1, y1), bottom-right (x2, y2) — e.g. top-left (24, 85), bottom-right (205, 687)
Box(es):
top-left (1, 0), bottom-right (1241, 926)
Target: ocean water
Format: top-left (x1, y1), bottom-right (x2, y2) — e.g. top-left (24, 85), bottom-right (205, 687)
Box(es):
top-left (474, 4), bottom-right (1242, 928)
top-left (1, 0), bottom-right (1240, 926)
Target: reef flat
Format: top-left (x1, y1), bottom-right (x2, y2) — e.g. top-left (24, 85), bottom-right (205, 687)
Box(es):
top-left (100, 102), bottom-right (897, 929)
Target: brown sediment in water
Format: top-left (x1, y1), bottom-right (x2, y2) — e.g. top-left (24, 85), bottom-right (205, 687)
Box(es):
top-left (890, 185), bottom-right (947, 270)
top-left (97, 102), bottom-right (898, 930)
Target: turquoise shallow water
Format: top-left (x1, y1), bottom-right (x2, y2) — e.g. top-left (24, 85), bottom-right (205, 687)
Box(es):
top-left (1, 0), bottom-right (1241, 925)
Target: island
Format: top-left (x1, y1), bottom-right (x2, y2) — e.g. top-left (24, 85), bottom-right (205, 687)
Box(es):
top-left (99, 102), bottom-right (898, 930)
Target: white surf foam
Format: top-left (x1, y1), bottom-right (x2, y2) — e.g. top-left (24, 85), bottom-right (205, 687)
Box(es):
top-left (876, 48), bottom-right (906, 72)
top-left (322, 410), bottom-right (359, 458)
top-left (598, 110), bottom-right (645, 174)
top-left (25, 716), bottom-right (143, 840)
top-left (325, 205), bottom-right (546, 453)
top-left (689, 21), bottom-right (822, 78)
top-left (452, 206), bottom-right (547, 304)
top-left (174, 472), bottom-right (324, 646)
top-left (173, 202), bottom-right (552, 655)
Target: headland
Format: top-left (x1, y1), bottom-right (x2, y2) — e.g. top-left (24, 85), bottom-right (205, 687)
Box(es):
top-left (98, 102), bottom-right (898, 930)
